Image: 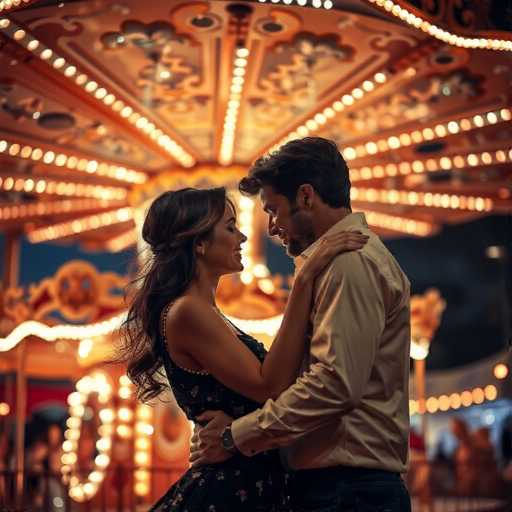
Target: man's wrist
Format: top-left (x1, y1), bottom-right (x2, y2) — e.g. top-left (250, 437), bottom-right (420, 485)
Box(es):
top-left (220, 425), bottom-right (239, 454)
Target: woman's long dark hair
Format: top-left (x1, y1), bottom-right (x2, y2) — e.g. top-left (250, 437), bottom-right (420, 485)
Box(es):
top-left (118, 187), bottom-right (230, 402)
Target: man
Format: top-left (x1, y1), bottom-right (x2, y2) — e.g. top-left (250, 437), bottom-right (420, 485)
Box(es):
top-left (192, 137), bottom-right (412, 511)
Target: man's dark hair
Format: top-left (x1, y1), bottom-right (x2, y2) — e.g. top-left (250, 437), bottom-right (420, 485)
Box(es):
top-left (239, 137), bottom-right (351, 209)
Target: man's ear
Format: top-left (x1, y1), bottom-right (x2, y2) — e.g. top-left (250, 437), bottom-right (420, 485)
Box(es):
top-left (297, 184), bottom-right (314, 209)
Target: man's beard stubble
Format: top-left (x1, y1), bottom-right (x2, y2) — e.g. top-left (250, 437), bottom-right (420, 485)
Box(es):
top-left (287, 209), bottom-right (316, 257)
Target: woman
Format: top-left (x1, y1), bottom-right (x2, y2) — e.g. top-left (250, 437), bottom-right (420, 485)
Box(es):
top-left (120, 187), bottom-right (368, 511)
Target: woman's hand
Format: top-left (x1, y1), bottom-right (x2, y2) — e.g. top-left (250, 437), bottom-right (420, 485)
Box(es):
top-left (298, 230), bottom-right (369, 282)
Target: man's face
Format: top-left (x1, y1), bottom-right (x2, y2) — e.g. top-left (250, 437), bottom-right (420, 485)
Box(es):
top-left (260, 185), bottom-right (316, 257)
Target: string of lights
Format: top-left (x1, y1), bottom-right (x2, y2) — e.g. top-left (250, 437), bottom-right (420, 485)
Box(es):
top-left (266, 71), bottom-right (390, 155)
top-left (62, 372), bottom-right (114, 502)
top-left (350, 147), bottom-right (512, 182)
top-left (0, 199), bottom-right (126, 221)
top-left (409, 384), bottom-right (498, 415)
top-left (351, 188), bottom-right (494, 212)
top-left (27, 207), bottom-right (133, 243)
top-left (363, 211), bottom-right (437, 236)
top-left (0, 175), bottom-right (127, 200)
top-left (0, 139), bottom-right (147, 184)
top-left (219, 47), bottom-right (250, 165)
top-left (104, 230), bottom-right (137, 253)
top-left (0, 0), bottom-right (32, 12)
top-left (343, 108), bottom-right (511, 163)
top-left (365, 0), bottom-right (512, 52)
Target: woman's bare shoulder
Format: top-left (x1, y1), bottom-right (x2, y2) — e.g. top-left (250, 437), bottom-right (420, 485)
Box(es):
top-left (166, 296), bottom-right (215, 338)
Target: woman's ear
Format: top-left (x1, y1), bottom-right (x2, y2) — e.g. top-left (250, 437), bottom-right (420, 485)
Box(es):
top-left (196, 241), bottom-right (206, 256)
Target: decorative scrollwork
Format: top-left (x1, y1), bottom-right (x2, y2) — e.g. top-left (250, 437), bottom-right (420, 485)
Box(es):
top-left (2, 260), bottom-right (127, 325)
top-left (101, 20), bottom-right (202, 113)
top-left (251, 32), bottom-right (354, 125)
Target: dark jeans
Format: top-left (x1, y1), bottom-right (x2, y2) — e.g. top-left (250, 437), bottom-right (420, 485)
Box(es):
top-left (286, 465), bottom-right (411, 512)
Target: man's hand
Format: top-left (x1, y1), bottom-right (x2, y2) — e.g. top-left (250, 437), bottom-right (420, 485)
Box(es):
top-left (189, 410), bottom-right (234, 467)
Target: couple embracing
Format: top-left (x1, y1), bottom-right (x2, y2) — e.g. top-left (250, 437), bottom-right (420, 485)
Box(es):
top-left (120, 137), bottom-right (412, 511)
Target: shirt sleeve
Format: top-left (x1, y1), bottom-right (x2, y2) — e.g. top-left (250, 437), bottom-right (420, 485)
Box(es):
top-left (231, 251), bottom-right (386, 456)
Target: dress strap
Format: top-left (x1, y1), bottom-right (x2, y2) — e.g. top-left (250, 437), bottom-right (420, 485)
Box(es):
top-left (160, 302), bottom-right (173, 340)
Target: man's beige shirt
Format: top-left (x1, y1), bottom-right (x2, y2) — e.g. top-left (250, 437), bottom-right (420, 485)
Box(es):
top-left (232, 213), bottom-right (411, 472)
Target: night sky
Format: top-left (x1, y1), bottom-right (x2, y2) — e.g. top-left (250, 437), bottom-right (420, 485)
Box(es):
top-left (1, 213), bottom-right (511, 371)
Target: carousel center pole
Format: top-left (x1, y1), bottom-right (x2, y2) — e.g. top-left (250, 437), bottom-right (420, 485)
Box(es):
top-left (3, 232), bottom-right (24, 507)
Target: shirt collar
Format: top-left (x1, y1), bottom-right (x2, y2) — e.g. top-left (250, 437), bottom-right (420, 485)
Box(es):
top-left (294, 212), bottom-right (368, 271)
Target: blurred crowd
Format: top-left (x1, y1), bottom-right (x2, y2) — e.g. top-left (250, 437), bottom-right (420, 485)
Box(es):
top-left (0, 419), bottom-right (66, 510)
top-left (408, 416), bottom-right (512, 505)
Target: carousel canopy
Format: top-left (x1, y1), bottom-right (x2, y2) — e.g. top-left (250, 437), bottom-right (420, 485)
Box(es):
top-left (0, 0), bottom-right (510, 250)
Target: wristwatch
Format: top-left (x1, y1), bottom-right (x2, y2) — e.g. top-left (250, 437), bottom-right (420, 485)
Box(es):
top-left (220, 425), bottom-right (239, 454)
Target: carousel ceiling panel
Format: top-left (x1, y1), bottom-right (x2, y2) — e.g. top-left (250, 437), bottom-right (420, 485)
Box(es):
top-left (8, 0), bottom-right (224, 161)
top-left (0, 45), bottom-right (165, 171)
top-left (0, 0), bottom-right (510, 249)
top-left (236, 6), bottom-right (426, 158)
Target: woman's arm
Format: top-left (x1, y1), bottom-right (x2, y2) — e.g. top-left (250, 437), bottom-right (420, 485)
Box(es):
top-left (167, 230), bottom-right (368, 404)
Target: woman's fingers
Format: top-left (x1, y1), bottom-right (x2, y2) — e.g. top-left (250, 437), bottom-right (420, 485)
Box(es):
top-left (325, 232), bottom-right (368, 250)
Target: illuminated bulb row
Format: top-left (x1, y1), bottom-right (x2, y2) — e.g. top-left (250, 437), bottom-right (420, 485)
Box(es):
top-left (351, 187), bottom-right (494, 212)
top-left (350, 147), bottom-right (512, 182)
top-left (0, 139), bottom-right (146, 184)
top-left (77, 338), bottom-right (93, 359)
top-left (257, 0), bottom-right (333, 9)
top-left (117, 375), bottom-right (135, 440)
top-left (0, 0), bottom-right (31, 12)
top-left (364, 211), bottom-right (435, 236)
top-left (494, 363), bottom-right (509, 380)
top-left (344, 108), bottom-right (511, 161)
top-left (366, 0), bottom-right (512, 51)
top-left (62, 373), bottom-right (113, 502)
top-left (238, 195), bottom-right (255, 284)
top-left (27, 207), bottom-right (133, 243)
top-left (0, 199), bottom-right (122, 221)
top-left (0, 19), bottom-right (195, 167)
top-left (268, 71), bottom-right (389, 154)
top-left (118, 374), bottom-right (134, 401)
top-left (409, 384), bottom-right (498, 415)
top-left (105, 230), bottom-right (137, 253)
top-left (0, 309), bottom-right (285, 352)
top-left (0, 175), bottom-right (127, 200)
top-left (0, 313), bottom-right (126, 352)
top-left (219, 47), bottom-right (250, 165)
top-left (0, 402), bottom-right (10, 415)
top-left (134, 404), bottom-right (154, 497)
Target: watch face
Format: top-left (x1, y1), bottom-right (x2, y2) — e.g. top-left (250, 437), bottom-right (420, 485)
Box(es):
top-left (222, 427), bottom-right (234, 451)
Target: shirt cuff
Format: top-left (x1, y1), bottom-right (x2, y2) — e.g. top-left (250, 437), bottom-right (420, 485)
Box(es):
top-left (231, 409), bottom-right (266, 457)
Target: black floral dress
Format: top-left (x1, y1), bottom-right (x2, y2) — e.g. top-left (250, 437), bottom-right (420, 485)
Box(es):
top-left (150, 325), bottom-right (289, 512)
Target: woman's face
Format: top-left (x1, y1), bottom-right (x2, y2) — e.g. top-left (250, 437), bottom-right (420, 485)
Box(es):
top-left (202, 202), bottom-right (247, 275)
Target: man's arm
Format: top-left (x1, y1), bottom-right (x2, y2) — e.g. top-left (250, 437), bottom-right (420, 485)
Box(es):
top-left (231, 251), bottom-right (386, 456)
